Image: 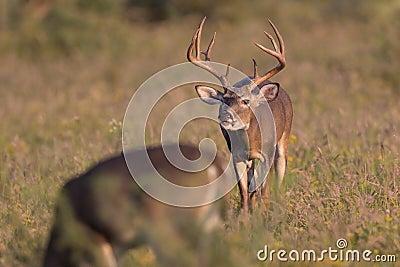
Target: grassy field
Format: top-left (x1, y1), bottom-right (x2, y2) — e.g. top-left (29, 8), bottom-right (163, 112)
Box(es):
top-left (0, 1), bottom-right (399, 266)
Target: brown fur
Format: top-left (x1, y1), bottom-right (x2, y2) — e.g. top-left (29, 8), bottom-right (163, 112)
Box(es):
top-left (230, 82), bottom-right (292, 211)
top-left (43, 144), bottom-right (228, 267)
top-left (189, 17), bottom-right (293, 212)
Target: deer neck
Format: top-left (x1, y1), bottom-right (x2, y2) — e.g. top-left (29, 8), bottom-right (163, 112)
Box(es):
top-left (226, 128), bottom-right (250, 162)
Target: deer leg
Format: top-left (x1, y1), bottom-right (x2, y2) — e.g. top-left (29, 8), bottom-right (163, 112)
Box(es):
top-left (275, 133), bottom-right (288, 188)
top-left (98, 238), bottom-right (118, 267)
top-left (260, 160), bottom-right (271, 211)
top-left (234, 161), bottom-right (249, 212)
top-left (247, 160), bottom-right (257, 211)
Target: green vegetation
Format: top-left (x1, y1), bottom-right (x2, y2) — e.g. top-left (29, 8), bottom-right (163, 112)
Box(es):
top-left (0, 0), bottom-right (399, 266)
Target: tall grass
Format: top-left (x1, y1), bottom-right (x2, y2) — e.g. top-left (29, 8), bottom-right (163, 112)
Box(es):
top-left (0, 1), bottom-right (399, 266)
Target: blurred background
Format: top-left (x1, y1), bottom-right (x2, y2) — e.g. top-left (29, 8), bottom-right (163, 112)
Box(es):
top-left (0, 0), bottom-right (399, 266)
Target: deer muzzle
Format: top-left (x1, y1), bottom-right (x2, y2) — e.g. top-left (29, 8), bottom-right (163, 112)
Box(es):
top-left (218, 111), bottom-right (234, 127)
top-left (218, 108), bottom-right (248, 131)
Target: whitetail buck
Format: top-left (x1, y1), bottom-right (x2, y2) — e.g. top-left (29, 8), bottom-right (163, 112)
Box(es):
top-left (43, 144), bottom-right (228, 267)
top-left (187, 17), bottom-right (293, 212)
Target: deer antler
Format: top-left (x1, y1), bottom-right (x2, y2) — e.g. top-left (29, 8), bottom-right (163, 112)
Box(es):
top-left (252, 19), bottom-right (286, 87)
top-left (187, 16), bottom-right (230, 89)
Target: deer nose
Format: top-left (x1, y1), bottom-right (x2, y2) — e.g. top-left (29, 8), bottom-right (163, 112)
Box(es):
top-left (219, 111), bottom-right (234, 125)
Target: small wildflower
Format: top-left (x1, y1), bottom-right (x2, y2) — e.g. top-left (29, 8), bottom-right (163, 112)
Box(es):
top-left (289, 134), bottom-right (297, 143)
top-left (108, 118), bottom-right (122, 133)
top-left (23, 216), bottom-right (33, 226)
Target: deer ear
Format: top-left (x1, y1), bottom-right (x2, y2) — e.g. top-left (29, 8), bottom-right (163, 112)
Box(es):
top-left (260, 83), bottom-right (279, 102)
top-left (195, 85), bottom-right (223, 105)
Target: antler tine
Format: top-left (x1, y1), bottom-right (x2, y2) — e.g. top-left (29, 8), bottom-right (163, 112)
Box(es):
top-left (252, 19), bottom-right (286, 87)
top-left (263, 31), bottom-right (279, 52)
top-left (252, 59), bottom-right (259, 79)
top-left (254, 43), bottom-right (282, 60)
top-left (187, 16), bottom-right (230, 89)
top-left (187, 17), bottom-right (205, 62)
top-left (268, 19), bottom-right (285, 56)
top-left (225, 63), bottom-right (230, 77)
top-left (195, 17), bottom-right (206, 59)
top-left (202, 32), bottom-right (216, 61)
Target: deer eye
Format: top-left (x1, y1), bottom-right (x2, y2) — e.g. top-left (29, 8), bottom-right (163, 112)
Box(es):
top-left (241, 99), bottom-right (250, 105)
